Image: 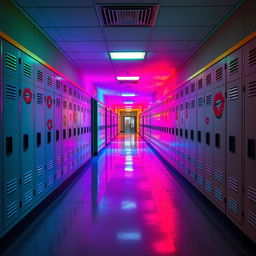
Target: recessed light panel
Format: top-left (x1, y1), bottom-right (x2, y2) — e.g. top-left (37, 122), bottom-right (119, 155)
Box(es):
top-left (110, 52), bottom-right (145, 60)
top-left (122, 93), bottom-right (136, 97)
top-left (117, 76), bottom-right (139, 81)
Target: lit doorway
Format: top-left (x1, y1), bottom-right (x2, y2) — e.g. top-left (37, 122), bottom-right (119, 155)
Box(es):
top-left (124, 116), bottom-right (135, 133)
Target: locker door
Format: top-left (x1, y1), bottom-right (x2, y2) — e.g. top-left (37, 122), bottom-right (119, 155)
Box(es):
top-left (3, 42), bottom-right (20, 228)
top-left (45, 87), bottom-right (55, 191)
top-left (226, 49), bottom-right (243, 225)
top-left (20, 52), bottom-right (35, 213)
top-left (179, 88), bottom-right (185, 174)
top-left (0, 39), bottom-right (2, 236)
top-left (213, 59), bottom-right (227, 213)
top-left (244, 73), bottom-right (256, 241)
top-left (87, 98), bottom-right (92, 158)
top-left (35, 86), bottom-right (46, 200)
top-left (196, 74), bottom-right (205, 191)
top-left (184, 84), bottom-right (190, 179)
top-left (174, 90), bottom-right (180, 170)
top-left (62, 95), bottom-right (68, 177)
top-left (204, 67), bottom-right (214, 199)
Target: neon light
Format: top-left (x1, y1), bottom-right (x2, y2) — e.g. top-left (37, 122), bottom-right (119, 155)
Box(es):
top-left (110, 52), bottom-right (145, 60)
top-left (117, 76), bottom-right (139, 81)
top-left (121, 93), bottom-right (136, 97)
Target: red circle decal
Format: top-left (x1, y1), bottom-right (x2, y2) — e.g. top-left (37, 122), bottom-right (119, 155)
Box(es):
top-left (205, 117), bottom-right (210, 125)
top-left (47, 119), bottom-right (53, 130)
top-left (213, 92), bottom-right (225, 119)
top-left (47, 96), bottom-right (53, 108)
top-left (23, 88), bottom-right (32, 104)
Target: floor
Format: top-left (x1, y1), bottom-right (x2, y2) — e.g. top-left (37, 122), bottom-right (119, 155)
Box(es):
top-left (3, 134), bottom-right (250, 256)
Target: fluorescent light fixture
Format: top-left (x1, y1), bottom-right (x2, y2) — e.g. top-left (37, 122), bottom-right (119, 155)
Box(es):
top-left (117, 76), bottom-right (139, 81)
top-left (110, 52), bottom-right (145, 60)
top-left (124, 101), bottom-right (133, 104)
top-left (121, 93), bottom-right (136, 97)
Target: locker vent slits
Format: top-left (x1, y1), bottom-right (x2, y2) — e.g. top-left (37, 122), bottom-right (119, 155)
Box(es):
top-left (198, 97), bottom-right (204, 107)
top-left (56, 98), bottom-right (61, 108)
top-left (248, 186), bottom-right (256, 203)
top-left (197, 160), bottom-right (204, 171)
top-left (197, 175), bottom-right (203, 185)
top-left (24, 62), bottom-right (32, 78)
top-left (190, 170), bottom-right (196, 179)
top-left (69, 102), bottom-right (72, 110)
top-left (214, 188), bottom-right (223, 201)
top-left (63, 84), bottom-right (67, 92)
top-left (205, 164), bottom-right (213, 176)
top-left (37, 165), bottom-right (44, 177)
top-left (214, 170), bottom-right (223, 182)
top-left (228, 197), bottom-right (239, 215)
top-left (206, 95), bottom-right (212, 106)
top-left (36, 93), bottom-right (43, 105)
top-left (191, 83), bottom-right (195, 93)
top-left (96, 5), bottom-right (159, 27)
top-left (56, 80), bottom-right (61, 90)
top-left (228, 177), bottom-right (239, 192)
top-left (190, 100), bottom-right (195, 109)
top-left (205, 180), bottom-right (212, 192)
top-left (6, 179), bottom-right (17, 195)
top-left (248, 80), bottom-right (256, 97)
top-left (5, 52), bottom-right (17, 71)
top-left (190, 157), bottom-right (196, 167)
top-left (47, 75), bottom-right (53, 87)
top-left (5, 84), bottom-right (17, 100)
top-left (56, 155), bottom-right (62, 166)
top-left (37, 70), bottom-right (44, 83)
top-left (198, 78), bottom-right (203, 90)
top-left (37, 183), bottom-right (45, 194)
top-left (228, 87), bottom-right (239, 101)
top-left (48, 175), bottom-right (54, 186)
top-left (215, 67), bottom-right (223, 81)
top-left (228, 57), bottom-right (239, 76)
top-left (248, 47), bottom-right (256, 67)
top-left (24, 190), bottom-right (33, 205)
top-left (47, 160), bottom-right (54, 170)
top-left (6, 201), bottom-right (18, 218)
top-left (185, 87), bottom-right (189, 95)
top-left (24, 171), bottom-right (32, 184)
top-left (63, 101), bottom-right (67, 109)
top-left (206, 73), bottom-right (212, 86)
top-left (248, 211), bottom-right (256, 228)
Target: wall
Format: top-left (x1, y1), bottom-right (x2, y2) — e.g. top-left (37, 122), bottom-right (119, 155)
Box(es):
top-left (155, 0), bottom-right (256, 100)
top-left (0, 0), bottom-right (96, 97)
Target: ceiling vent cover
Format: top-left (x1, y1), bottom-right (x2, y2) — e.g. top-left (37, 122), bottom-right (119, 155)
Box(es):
top-left (96, 5), bottom-right (159, 27)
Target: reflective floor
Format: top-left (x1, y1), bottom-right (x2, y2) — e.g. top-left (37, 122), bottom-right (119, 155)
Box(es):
top-left (3, 134), bottom-right (250, 256)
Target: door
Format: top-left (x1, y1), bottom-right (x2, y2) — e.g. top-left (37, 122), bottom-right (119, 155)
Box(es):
top-left (124, 117), bottom-right (135, 133)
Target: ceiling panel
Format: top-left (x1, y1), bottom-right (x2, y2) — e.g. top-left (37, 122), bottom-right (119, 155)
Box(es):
top-left (94, 0), bottom-right (160, 4)
top-left (16, 0), bottom-right (94, 7)
top-left (160, 0), bottom-right (240, 6)
top-left (65, 41), bottom-right (107, 52)
top-left (107, 41), bottom-right (148, 51)
top-left (103, 27), bottom-right (151, 41)
top-left (74, 52), bottom-right (109, 61)
top-left (24, 8), bottom-right (52, 27)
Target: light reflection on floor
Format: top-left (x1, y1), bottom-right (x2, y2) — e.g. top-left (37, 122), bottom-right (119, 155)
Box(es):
top-left (3, 133), bottom-right (248, 256)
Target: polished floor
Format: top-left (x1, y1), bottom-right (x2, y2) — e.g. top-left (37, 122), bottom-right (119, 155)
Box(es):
top-left (3, 134), bottom-right (250, 256)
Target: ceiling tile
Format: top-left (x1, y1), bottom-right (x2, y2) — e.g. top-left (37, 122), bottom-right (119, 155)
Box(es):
top-left (24, 8), bottom-right (52, 27)
top-left (74, 52), bottom-right (110, 61)
top-left (160, 0), bottom-right (240, 6)
top-left (94, 0), bottom-right (159, 4)
top-left (107, 41), bottom-right (148, 51)
top-left (147, 51), bottom-right (188, 61)
top-left (103, 27), bottom-right (151, 41)
top-left (16, 0), bottom-right (94, 7)
top-left (66, 41), bottom-right (107, 52)
top-left (43, 28), bottom-right (63, 41)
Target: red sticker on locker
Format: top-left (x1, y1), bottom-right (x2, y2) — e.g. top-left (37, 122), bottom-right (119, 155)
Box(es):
top-left (23, 88), bottom-right (32, 104)
top-left (70, 113), bottom-right (73, 122)
top-left (47, 119), bottom-right (53, 130)
top-left (74, 112), bottom-right (78, 123)
top-left (205, 117), bottom-right (210, 125)
top-left (63, 115), bottom-right (67, 127)
top-left (213, 92), bottom-right (225, 119)
top-left (46, 96), bottom-right (53, 108)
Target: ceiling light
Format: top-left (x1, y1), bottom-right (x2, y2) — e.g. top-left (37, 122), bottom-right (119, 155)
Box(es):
top-left (117, 76), bottom-right (140, 81)
top-left (124, 100), bottom-right (133, 104)
top-left (110, 52), bottom-right (145, 60)
top-left (121, 93), bottom-right (136, 97)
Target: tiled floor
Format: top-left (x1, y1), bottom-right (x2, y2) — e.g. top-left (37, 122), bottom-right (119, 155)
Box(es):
top-left (3, 134), bottom-right (249, 256)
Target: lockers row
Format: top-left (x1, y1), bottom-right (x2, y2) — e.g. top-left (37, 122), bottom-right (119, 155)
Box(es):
top-left (140, 37), bottom-right (256, 243)
top-left (0, 39), bottom-right (118, 239)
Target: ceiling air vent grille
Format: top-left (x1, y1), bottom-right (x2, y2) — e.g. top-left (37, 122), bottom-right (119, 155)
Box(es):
top-left (96, 5), bottom-right (159, 26)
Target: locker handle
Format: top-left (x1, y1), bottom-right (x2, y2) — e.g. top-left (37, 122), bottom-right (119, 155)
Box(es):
top-left (23, 134), bottom-right (29, 151)
top-left (6, 137), bottom-right (13, 156)
top-left (47, 131), bottom-right (51, 144)
top-left (37, 132), bottom-right (41, 147)
top-left (215, 133), bottom-right (220, 148)
top-left (248, 139), bottom-right (255, 160)
top-left (229, 136), bottom-right (236, 153)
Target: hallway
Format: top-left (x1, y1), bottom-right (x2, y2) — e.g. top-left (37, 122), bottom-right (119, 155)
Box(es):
top-left (3, 134), bottom-right (248, 256)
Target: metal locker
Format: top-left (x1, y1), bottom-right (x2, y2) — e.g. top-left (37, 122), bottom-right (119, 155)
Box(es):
top-left (0, 39), bottom-right (3, 236)
top-left (213, 58), bottom-right (227, 213)
top-left (179, 87), bottom-right (185, 174)
top-left (174, 89), bottom-right (180, 170)
top-left (204, 67), bottom-right (214, 199)
top-left (244, 38), bottom-right (256, 77)
top-left (2, 42), bottom-right (21, 228)
top-left (20, 52), bottom-right (36, 213)
top-left (244, 72), bottom-right (256, 241)
top-left (45, 80), bottom-right (55, 191)
top-left (226, 49), bottom-right (243, 225)
top-left (35, 63), bottom-right (46, 89)
top-left (87, 97), bottom-right (92, 158)
top-left (196, 73), bottom-right (205, 191)
top-left (184, 83), bottom-right (190, 179)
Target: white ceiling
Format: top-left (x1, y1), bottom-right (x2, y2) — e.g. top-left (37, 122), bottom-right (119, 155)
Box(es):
top-left (14, 0), bottom-right (241, 107)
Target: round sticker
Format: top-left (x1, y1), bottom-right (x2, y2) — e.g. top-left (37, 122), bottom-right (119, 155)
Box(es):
top-left (205, 117), bottom-right (210, 125)
top-left (213, 92), bottom-right (225, 119)
top-left (47, 119), bottom-right (53, 130)
top-left (46, 96), bottom-right (53, 108)
top-left (23, 88), bottom-right (32, 104)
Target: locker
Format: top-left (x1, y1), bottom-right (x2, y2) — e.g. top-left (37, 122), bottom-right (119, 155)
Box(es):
top-left (179, 87), bottom-right (185, 174)
top-left (212, 58), bottom-right (227, 213)
top-left (35, 86), bottom-right (46, 200)
top-left (20, 52), bottom-right (36, 213)
top-left (196, 73), bottom-right (205, 191)
top-left (244, 72), bottom-right (256, 240)
top-left (184, 83), bottom-right (190, 179)
top-left (226, 61), bottom-right (243, 225)
top-left (0, 40), bottom-right (2, 236)
top-left (174, 90), bottom-right (180, 170)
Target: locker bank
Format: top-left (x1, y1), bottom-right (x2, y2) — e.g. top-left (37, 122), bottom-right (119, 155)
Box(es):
top-left (0, 0), bottom-right (256, 255)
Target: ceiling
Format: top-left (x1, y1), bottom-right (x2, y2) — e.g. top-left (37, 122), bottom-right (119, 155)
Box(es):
top-left (14, 0), bottom-right (241, 108)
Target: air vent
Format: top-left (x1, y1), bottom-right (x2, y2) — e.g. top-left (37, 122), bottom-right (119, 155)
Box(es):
top-left (24, 62), bottom-right (32, 78)
top-left (215, 67), bottom-right (223, 81)
top-left (96, 5), bottom-right (159, 26)
top-left (206, 95), bottom-right (212, 106)
top-left (228, 87), bottom-right (239, 101)
top-left (214, 188), bottom-right (223, 201)
top-left (228, 176), bottom-right (239, 192)
top-left (206, 73), bottom-right (212, 86)
top-left (56, 80), bottom-right (61, 90)
top-left (5, 52), bottom-right (17, 71)
top-left (5, 84), bottom-right (17, 100)
top-left (214, 170), bottom-right (223, 183)
top-left (228, 57), bottom-right (239, 76)
top-left (198, 97), bottom-right (204, 107)
top-left (248, 47), bottom-right (256, 67)
top-left (47, 75), bottom-right (53, 87)
top-left (198, 78), bottom-right (203, 90)
top-left (36, 93), bottom-right (43, 105)
top-left (191, 83), bottom-right (195, 93)
top-left (37, 70), bottom-right (44, 83)
top-left (248, 80), bottom-right (256, 97)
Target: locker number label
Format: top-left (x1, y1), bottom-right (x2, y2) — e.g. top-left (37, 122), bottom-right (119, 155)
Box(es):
top-left (213, 92), bottom-right (225, 119)
top-left (23, 88), bottom-right (32, 104)
top-left (47, 119), bottom-right (53, 130)
top-left (47, 96), bottom-right (53, 108)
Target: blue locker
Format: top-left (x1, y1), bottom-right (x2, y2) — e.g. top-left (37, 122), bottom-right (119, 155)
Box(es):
top-left (184, 83), bottom-right (190, 179)
top-left (0, 39), bottom-right (2, 237)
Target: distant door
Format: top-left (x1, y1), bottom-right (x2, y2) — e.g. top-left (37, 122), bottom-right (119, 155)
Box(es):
top-left (124, 117), bottom-right (135, 133)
